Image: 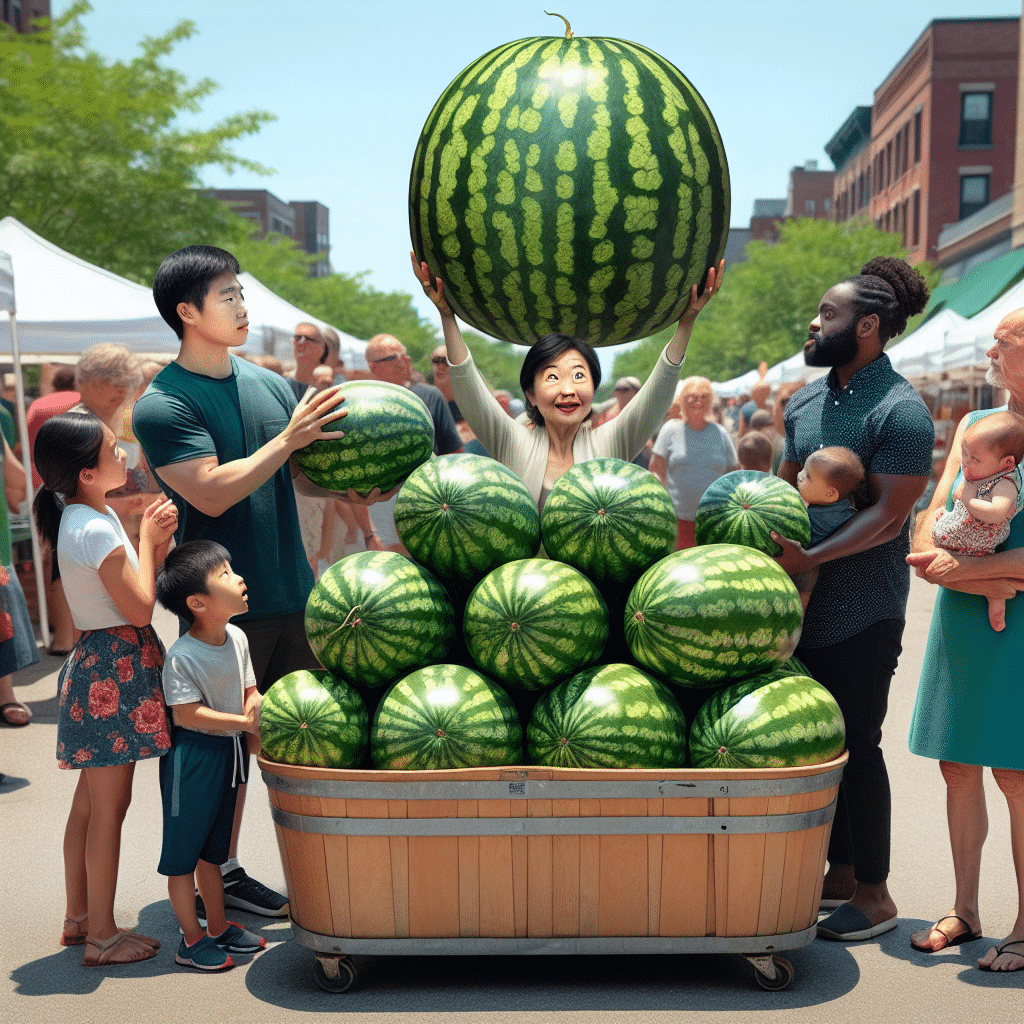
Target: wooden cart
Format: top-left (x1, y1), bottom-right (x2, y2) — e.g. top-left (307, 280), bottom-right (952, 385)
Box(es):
top-left (258, 752), bottom-right (846, 992)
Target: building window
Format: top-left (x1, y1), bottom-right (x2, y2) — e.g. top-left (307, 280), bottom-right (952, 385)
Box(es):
top-left (912, 190), bottom-right (920, 247)
top-left (960, 174), bottom-right (989, 219)
top-left (886, 141), bottom-right (892, 186)
top-left (823, 197), bottom-right (830, 213)
top-left (894, 133), bottom-right (902, 180)
top-left (914, 110), bottom-right (922, 163)
top-left (902, 199), bottom-right (909, 245)
top-left (866, 166), bottom-right (872, 200)
top-left (804, 199), bottom-right (816, 216)
top-left (960, 92), bottom-right (993, 147)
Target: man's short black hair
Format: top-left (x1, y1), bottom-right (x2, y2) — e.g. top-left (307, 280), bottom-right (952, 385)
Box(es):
top-left (153, 246), bottom-right (240, 340)
top-left (156, 539), bottom-right (232, 624)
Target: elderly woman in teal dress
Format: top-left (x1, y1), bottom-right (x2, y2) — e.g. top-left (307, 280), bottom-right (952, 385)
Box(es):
top-left (906, 306), bottom-right (1024, 972)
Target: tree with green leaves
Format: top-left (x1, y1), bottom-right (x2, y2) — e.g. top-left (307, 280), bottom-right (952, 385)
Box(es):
top-left (612, 219), bottom-right (940, 386)
top-left (0, 2), bottom-right (272, 284)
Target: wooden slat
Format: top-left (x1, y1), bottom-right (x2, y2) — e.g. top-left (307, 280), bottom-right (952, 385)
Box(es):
top-left (598, 798), bottom-right (648, 936)
top-left (279, 793), bottom-right (333, 935)
top-left (756, 794), bottom-right (789, 936)
top-left (722, 797), bottom-right (768, 936)
top-left (552, 797), bottom-right (580, 938)
top-left (478, 798), bottom-right (514, 937)
top-left (388, 800), bottom-right (409, 939)
top-left (579, 798), bottom-right (601, 936)
top-left (527, 799), bottom-right (553, 937)
top-left (657, 797), bottom-right (709, 937)
top-left (458, 800), bottom-right (480, 937)
top-left (511, 801), bottom-right (528, 937)
top-left (346, 798), bottom-right (395, 938)
top-left (407, 799), bottom-right (460, 938)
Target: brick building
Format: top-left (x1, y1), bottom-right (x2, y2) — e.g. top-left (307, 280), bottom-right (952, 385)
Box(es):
top-left (828, 17), bottom-right (1019, 268)
top-left (205, 188), bottom-right (331, 277)
top-left (0, 0), bottom-right (48, 32)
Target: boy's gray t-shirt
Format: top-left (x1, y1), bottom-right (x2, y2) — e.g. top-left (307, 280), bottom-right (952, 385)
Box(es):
top-left (162, 623), bottom-right (257, 736)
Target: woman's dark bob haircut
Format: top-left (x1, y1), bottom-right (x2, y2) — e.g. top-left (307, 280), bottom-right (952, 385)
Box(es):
top-left (519, 333), bottom-right (602, 429)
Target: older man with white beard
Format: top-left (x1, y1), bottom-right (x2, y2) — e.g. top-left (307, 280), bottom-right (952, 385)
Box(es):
top-left (906, 308), bottom-right (1024, 973)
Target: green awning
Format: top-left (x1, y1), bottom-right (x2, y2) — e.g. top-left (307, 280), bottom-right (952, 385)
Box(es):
top-left (923, 247), bottom-right (1024, 321)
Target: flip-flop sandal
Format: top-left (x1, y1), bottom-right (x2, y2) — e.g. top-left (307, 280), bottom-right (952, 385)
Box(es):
top-left (62, 915), bottom-right (161, 949)
top-left (911, 914), bottom-right (982, 952)
top-left (0, 702), bottom-right (31, 727)
top-left (82, 931), bottom-right (157, 967)
top-left (979, 939), bottom-right (1024, 972)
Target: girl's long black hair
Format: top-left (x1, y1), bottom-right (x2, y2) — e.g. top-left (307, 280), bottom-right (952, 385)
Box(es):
top-left (32, 411), bottom-right (105, 556)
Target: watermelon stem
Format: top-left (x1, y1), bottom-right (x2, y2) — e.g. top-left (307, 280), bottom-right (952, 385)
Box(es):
top-left (544, 10), bottom-right (573, 37)
top-left (339, 604), bottom-right (362, 630)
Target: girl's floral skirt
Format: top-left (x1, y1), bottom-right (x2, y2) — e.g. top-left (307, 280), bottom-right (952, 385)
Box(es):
top-left (56, 624), bottom-right (170, 769)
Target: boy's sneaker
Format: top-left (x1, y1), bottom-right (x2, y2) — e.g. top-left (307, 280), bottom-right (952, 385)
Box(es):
top-left (211, 922), bottom-right (267, 955)
top-left (221, 867), bottom-right (289, 917)
top-left (176, 935), bottom-right (235, 971)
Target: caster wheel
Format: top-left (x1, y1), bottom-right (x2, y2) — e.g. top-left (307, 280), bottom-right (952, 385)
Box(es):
top-left (753, 955), bottom-right (793, 991)
top-left (313, 955), bottom-right (357, 993)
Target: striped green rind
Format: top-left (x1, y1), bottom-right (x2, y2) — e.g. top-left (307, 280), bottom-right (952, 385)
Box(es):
top-left (394, 454), bottom-right (540, 591)
top-left (624, 544), bottom-right (803, 687)
top-left (409, 33), bottom-right (730, 347)
top-left (305, 551), bottom-right (456, 690)
top-left (527, 663), bottom-right (688, 768)
top-left (259, 669), bottom-right (368, 768)
top-left (370, 663), bottom-right (522, 769)
top-left (689, 673), bottom-right (846, 769)
top-left (694, 470), bottom-right (811, 556)
top-left (294, 379), bottom-right (435, 496)
top-left (463, 558), bottom-right (609, 690)
top-left (540, 457), bottom-right (676, 588)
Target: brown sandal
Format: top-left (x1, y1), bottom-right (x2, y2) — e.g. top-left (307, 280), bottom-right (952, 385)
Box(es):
top-left (82, 931), bottom-right (157, 967)
top-left (62, 915), bottom-right (160, 949)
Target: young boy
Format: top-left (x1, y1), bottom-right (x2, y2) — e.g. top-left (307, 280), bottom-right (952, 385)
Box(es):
top-left (792, 446), bottom-right (866, 610)
top-left (156, 540), bottom-right (269, 971)
top-left (737, 431), bottom-right (773, 474)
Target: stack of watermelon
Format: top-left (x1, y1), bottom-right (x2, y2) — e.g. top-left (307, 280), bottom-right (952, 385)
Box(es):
top-left (259, 452), bottom-right (844, 773)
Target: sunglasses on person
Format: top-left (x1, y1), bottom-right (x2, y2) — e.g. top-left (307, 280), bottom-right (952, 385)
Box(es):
top-left (431, 356), bottom-right (448, 366)
top-left (293, 333), bottom-right (323, 345)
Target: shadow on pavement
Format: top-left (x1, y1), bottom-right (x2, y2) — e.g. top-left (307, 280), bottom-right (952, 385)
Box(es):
top-left (244, 937), bottom-right (861, 1012)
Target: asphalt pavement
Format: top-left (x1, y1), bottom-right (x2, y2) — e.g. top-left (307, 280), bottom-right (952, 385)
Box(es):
top-left (2, 576), bottom-right (1022, 1024)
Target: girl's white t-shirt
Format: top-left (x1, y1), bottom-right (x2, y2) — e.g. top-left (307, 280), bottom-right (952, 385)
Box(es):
top-left (58, 503), bottom-right (137, 629)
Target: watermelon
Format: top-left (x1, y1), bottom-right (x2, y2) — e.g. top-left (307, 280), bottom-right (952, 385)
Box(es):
top-left (409, 17), bottom-right (730, 347)
top-left (689, 673), bottom-right (845, 769)
top-left (695, 470), bottom-right (811, 556)
top-left (540, 457), bottom-right (676, 588)
top-left (294, 379), bottom-right (434, 496)
top-left (463, 558), bottom-right (608, 690)
top-left (394, 453), bottom-right (540, 592)
top-left (370, 663), bottom-right (522, 769)
top-left (260, 669), bottom-right (368, 768)
top-left (305, 551), bottom-right (456, 689)
top-left (527, 663), bottom-right (688, 768)
top-left (624, 544), bottom-right (803, 687)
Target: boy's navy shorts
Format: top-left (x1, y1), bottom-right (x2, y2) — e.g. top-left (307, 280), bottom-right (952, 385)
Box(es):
top-left (158, 729), bottom-right (247, 877)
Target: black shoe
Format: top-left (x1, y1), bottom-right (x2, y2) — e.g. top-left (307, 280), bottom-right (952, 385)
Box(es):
top-left (221, 867), bottom-right (289, 917)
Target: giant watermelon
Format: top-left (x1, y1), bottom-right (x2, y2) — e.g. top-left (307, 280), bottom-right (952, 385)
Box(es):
top-left (260, 669), bottom-right (368, 768)
top-left (540, 457), bottom-right (676, 588)
top-left (305, 551), bottom-right (456, 689)
top-left (409, 15), bottom-right (730, 347)
top-left (294, 379), bottom-right (434, 496)
top-left (624, 544), bottom-right (803, 687)
top-left (370, 663), bottom-right (522, 769)
top-left (394, 453), bottom-right (540, 592)
top-left (694, 470), bottom-right (811, 556)
top-left (689, 672), bottom-right (845, 769)
top-left (463, 558), bottom-right (608, 690)
top-left (527, 663), bottom-right (688, 769)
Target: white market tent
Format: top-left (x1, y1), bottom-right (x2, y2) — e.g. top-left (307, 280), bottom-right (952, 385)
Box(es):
top-left (884, 308), bottom-right (970, 380)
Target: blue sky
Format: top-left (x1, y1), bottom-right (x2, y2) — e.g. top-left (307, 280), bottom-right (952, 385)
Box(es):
top-left (54, 0), bottom-right (1019, 343)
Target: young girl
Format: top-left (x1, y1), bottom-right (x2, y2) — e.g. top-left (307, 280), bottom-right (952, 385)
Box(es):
top-left (910, 410), bottom-right (1024, 631)
top-left (33, 412), bottom-right (178, 967)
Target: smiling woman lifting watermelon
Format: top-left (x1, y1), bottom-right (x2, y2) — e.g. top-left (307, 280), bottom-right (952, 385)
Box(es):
top-left (415, 255), bottom-right (721, 509)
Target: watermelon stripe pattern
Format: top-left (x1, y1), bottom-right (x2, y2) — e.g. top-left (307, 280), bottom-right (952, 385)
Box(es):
top-left (464, 558), bottom-right (608, 690)
top-left (370, 664), bottom-right (522, 770)
top-left (540, 457), bottom-right (676, 588)
top-left (305, 552), bottom-right (456, 690)
top-left (624, 544), bottom-right (803, 687)
top-left (409, 32), bottom-right (730, 347)
top-left (260, 670), bottom-right (368, 769)
top-left (294, 379), bottom-right (435, 497)
top-left (527, 663), bottom-right (688, 769)
top-left (695, 470), bottom-right (811, 556)
top-left (394, 454), bottom-right (540, 591)
top-left (689, 674), bottom-right (846, 769)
